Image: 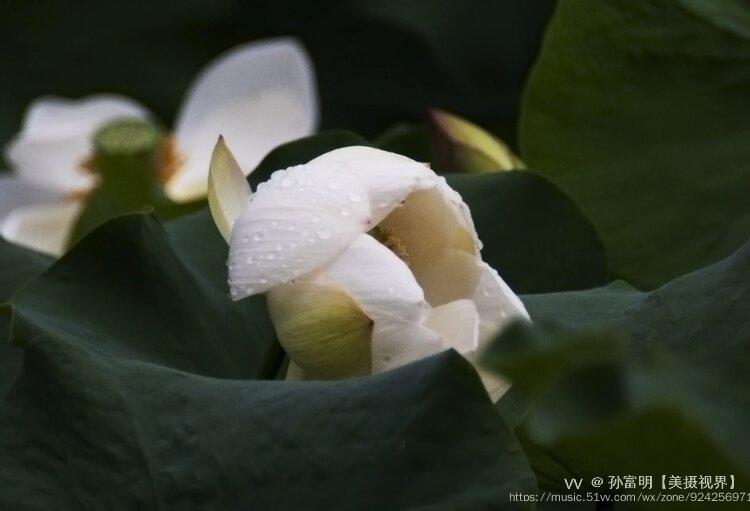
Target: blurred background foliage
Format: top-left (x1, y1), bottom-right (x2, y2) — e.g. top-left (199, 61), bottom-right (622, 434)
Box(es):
top-left (0, 0), bottom-right (555, 155)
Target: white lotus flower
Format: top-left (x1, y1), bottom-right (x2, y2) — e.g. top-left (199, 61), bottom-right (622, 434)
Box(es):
top-left (209, 141), bottom-right (529, 400)
top-left (0, 38), bottom-right (318, 256)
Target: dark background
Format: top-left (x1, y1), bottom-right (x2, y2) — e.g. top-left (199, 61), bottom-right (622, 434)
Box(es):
top-left (0, 0), bottom-right (555, 155)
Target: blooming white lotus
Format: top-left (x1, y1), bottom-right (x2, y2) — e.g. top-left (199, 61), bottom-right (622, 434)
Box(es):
top-left (209, 141), bottom-right (529, 400)
top-left (0, 38), bottom-right (318, 256)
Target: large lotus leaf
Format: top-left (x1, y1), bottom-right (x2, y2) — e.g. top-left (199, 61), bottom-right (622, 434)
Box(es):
top-left (484, 323), bottom-right (750, 506)
top-left (0, 214), bottom-right (536, 509)
top-left (523, 237), bottom-right (750, 352)
top-left (6, 214), bottom-right (274, 380)
top-left (485, 238), bottom-right (750, 499)
top-left (520, 0), bottom-right (750, 288)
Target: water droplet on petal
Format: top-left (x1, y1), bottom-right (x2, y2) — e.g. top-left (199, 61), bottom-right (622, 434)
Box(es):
top-left (340, 208), bottom-right (350, 217)
top-left (281, 176), bottom-right (296, 188)
top-left (328, 181), bottom-right (342, 190)
top-left (252, 233), bottom-right (263, 242)
top-left (318, 229), bottom-right (331, 240)
top-left (260, 277), bottom-right (268, 284)
top-left (267, 252), bottom-right (276, 260)
top-left (348, 192), bottom-right (362, 202)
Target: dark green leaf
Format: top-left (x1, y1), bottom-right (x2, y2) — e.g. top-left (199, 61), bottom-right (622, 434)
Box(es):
top-left (0, 239), bottom-right (51, 396)
top-left (1, 214), bottom-right (536, 508)
top-left (522, 238), bottom-right (750, 352)
top-left (8, 214), bottom-right (274, 380)
top-left (164, 209), bottom-right (286, 378)
top-left (3, 318), bottom-right (534, 509)
top-left (485, 322), bottom-right (750, 496)
top-left (520, 0), bottom-right (750, 288)
top-left (484, 239), bottom-right (750, 494)
top-left (374, 122), bottom-right (431, 163)
top-left (448, 171), bottom-right (608, 293)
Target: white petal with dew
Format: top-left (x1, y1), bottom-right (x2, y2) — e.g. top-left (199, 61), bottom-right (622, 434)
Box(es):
top-left (0, 200), bottom-right (83, 256)
top-left (228, 162), bottom-right (371, 298)
top-left (311, 146), bottom-right (438, 225)
top-left (424, 299), bottom-right (480, 355)
top-left (470, 258), bottom-right (530, 344)
top-left (391, 246), bottom-right (527, 346)
top-left (5, 95), bottom-right (150, 194)
top-left (170, 38), bottom-right (319, 201)
top-left (207, 137), bottom-right (252, 242)
top-left (313, 233), bottom-right (443, 373)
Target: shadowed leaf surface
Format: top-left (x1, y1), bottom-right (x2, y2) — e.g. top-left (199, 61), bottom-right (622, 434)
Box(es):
top-left (0, 215), bottom-right (536, 509)
top-left (448, 171), bottom-right (607, 293)
top-left (0, 239), bottom-right (52, 395)
top-left (521, 0), bottom-right (750, 288)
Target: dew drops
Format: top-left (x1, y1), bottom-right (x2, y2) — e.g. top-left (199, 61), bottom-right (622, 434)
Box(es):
top-left (289, 242), bottom-right (298, 249)
top-left (276, 244), bottom-right (283, 251)
top-left (328, 181), bottom-right (342, 190)
top-left (252, 233), bottom-right (263, 242)
top-left (348, 192), bottom-right (362, 202)
top-left (259, 277), bottom-right (268, 284)
top-left (245, 256), bottom-right (254, 264)
top-left (267, 252), bottom-right (276, 260)
top-left (242, 236), bottom-right (249, 243)
top-left (387, 286), bottom-right (394, 294)
top-left (281, 176), bottom-right (296, 188)
top-left (318, 229), bottom-right (331, 240)
top-left (340, 208), bottom-right (351, 217)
